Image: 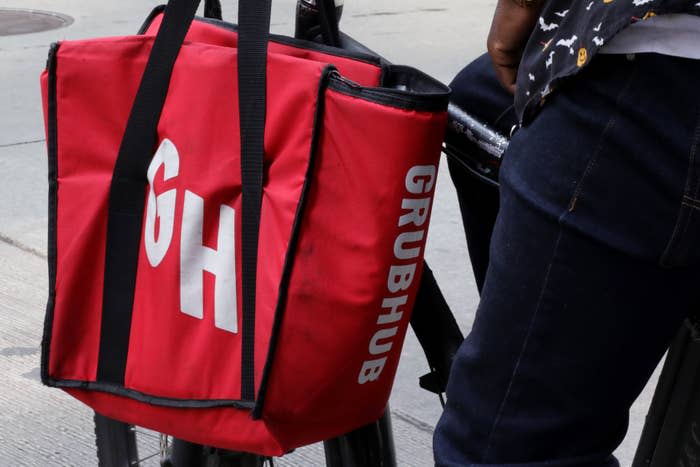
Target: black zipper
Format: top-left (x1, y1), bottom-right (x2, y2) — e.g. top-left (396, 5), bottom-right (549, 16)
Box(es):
top-left (328, 70), bottom-right (448, 112)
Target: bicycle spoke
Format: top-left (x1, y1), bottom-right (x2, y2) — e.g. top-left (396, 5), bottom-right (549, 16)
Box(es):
top-left (129, 428), bottom-right (161, 440)
top-left (159, 433), bottom-right (170, 458)
top-left (132, 450), bottom-right (161, 465)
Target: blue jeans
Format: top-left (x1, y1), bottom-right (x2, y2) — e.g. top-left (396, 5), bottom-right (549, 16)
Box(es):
top-left (433, 53), bottom-right (700, 466)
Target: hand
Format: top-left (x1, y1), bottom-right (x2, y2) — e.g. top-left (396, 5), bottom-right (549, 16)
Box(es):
top-left (487, 0), bottom-right (545, 94)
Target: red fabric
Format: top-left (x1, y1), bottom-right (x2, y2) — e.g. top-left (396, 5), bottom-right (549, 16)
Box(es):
top-left (144, 15), bottom-right (383, 87)
top-left (262, 89), bottom-right (447, 449)
top-left (42, 15), bottom-right (446, 456)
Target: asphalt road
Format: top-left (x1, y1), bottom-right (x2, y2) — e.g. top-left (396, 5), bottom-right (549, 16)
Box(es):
top-left (0, 1), bottom-right (658, 465)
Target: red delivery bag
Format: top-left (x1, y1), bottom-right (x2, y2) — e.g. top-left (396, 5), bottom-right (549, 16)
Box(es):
top-left (40, 0), bottom-right (448, 455)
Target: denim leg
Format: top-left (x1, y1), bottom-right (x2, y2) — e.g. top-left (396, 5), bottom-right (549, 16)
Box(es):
top-left (434, 54), bottom-right (700, 466)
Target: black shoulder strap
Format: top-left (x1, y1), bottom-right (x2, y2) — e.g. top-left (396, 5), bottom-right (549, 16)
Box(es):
top-left (237, 0), bottom-right (271, 402)
top-left (97, 0), bottom-right (201, 384)
top-left (97, 0), bottom-right (271, 404)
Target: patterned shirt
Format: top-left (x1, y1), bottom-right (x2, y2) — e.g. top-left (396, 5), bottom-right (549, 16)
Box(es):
top-left (515, 0), bottom-right (700, 124)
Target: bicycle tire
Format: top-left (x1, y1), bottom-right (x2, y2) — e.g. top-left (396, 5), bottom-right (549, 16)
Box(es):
top-left (94, 413), bottom-right (139, 467)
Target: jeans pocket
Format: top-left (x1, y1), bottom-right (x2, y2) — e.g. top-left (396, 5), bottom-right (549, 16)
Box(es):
top-left (660, 117), bottom-right (700, 268)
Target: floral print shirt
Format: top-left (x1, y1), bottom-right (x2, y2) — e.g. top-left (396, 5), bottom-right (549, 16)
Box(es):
top-left (515, 0), bottom-right (700, 124)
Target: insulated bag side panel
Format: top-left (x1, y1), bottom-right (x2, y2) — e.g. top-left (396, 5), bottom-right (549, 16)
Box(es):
top-left (263, 85), bottom-right (448, 447)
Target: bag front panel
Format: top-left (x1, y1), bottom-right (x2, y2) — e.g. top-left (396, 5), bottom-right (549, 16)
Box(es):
top-left (263, 87), bottom-right (448, 443)
top-left (47, 36), bottom-right (327, 402)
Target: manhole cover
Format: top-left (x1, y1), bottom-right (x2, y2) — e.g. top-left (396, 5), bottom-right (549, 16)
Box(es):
top-left (0, 8), bottom-right (73, 36)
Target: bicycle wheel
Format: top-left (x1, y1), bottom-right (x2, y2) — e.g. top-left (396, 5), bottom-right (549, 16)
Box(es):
top-left (93, 413), bottom-right (266, 467)
top-left (94, 413), bottom-right (140, 467)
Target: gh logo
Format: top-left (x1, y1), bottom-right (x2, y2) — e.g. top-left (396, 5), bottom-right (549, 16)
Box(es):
top-left (144, 139), bottom-right (238, 333)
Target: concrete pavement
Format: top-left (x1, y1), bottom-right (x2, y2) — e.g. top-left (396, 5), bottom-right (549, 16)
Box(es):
top-left (0, 1), bottom-right (656, 465)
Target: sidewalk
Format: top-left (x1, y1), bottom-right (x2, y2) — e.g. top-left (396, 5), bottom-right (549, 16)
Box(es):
top-left (0, 1), bottom-right (654, 465)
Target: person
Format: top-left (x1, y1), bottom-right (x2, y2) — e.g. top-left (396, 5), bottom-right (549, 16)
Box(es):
top-left (432, 0), bottom-right (700, 465)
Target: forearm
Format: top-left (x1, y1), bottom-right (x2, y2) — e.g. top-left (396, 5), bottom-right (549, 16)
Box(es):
top-left (487, 0), bottom-right (547, 93)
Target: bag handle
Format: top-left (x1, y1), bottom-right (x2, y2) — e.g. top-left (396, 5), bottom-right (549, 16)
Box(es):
top-left (204, 0), bottom-right (223, 19)
top-left (98, 0), bottom-right (271, 403)
top-left (316, 0), bottom-right (341, 47)
top-left (296, 0), bottom-right (341, 47)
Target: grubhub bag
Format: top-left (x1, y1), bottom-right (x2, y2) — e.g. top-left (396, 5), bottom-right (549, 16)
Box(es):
top-left (40, 0), bottom-right (448, 455)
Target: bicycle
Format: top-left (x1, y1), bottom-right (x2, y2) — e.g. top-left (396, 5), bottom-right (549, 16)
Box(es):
top-left (92, 1), bottom-right (700, 466)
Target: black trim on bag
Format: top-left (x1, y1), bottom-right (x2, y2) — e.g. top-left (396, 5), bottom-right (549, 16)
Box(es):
top-left (328, 68), bottom-right (449, 112)
top-left (383, 64), bottom-right (452, 97)
top-left (252, 65), bottom-right (335, 420)
top-left (41, 42), bottom-right (60, 386)
top-left (47, 378), bottom-right (255, 409)
top-left (137, 5), bottom-right (383, 68)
